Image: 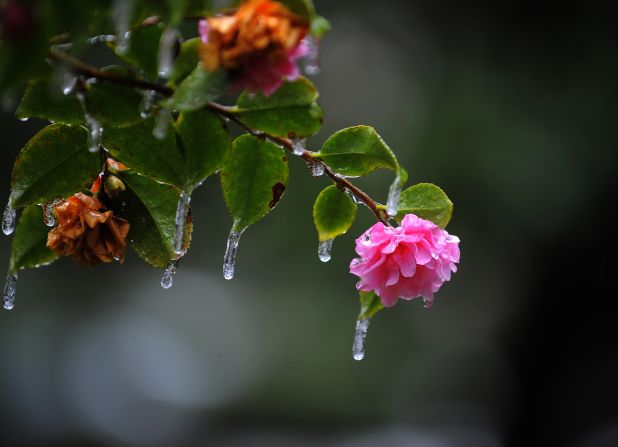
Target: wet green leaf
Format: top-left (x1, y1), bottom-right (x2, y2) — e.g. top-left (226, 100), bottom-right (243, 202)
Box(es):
top-left (388, 183), bottom-right (454, 228)
top-left (220, 135), bottom-right (289, 232)
top-left (166, 64), bottom-right (227, 111)
top-left (358, 290), bottom-right (383, 319)
top-left (10, 124), bottom-right (100, 208)
top-left (233, 77), bottom-right (322, 138)
top-left (9, 205), bottom-right (58, 272)
top-left (114, 23), bottom-right (163, 80)
top-left (167, 37), bottom-right (200, 85)
top-left (316, 126), bottom-right (399, 177)
top-left (113, 169), bottom-right (182, 268)
top-left (16, 78), bottom-right (84, 125)
top-left (176, 108), bottom-right (231, 189)
top-left (86, 67), bottom-right (143, 127)
top-left (313, 185), bottom-right (357, 242)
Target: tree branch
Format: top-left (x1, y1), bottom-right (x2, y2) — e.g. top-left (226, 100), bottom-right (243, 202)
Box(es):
top-left (49, 49), bottom-right (390, 225)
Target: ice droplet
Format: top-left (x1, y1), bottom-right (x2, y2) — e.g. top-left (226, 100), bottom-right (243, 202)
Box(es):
top-left (302, 36), bottom-right (321, 76)
top-left (42, 201), bottom-right (59, 227)
top-left (291, 138), bottom-right (306, 156)
top-left (19, 117), bottom-right (29, 122)
top-left (153, 108), bottom-right (171, 140)
top-left (61, 73), bottom-right (77, 96)
top-left (223, 225), bottom-right (243, 280)
top-left (140, 90), bottom-right (157, 119)
top-left (160, 259), bottom-right (178, 289)
top-left (318, 239), bottom-right (333, 262)
top-left (352, 317), bottom-right (370, 361)
top-left (423, 296), bottom-right (434, 309)
top-left (88, 34), bottom-right (116, 45)
top-left (158, 27), bottom-right (179, 79)
top-left (173, 191), bottom-right (191, 255)
top-left (3, 272), bottom-right (18, 310)
top-left (386, 175), bottom-right (403, 217)
top-left (76, 92), bottom-right (103, 153)
top-left (2, 200), bottom-right (16, 236)
top-left (307, 159), bottom-right (325, 177)
top-left (112, 0), bottom-right (134, 55)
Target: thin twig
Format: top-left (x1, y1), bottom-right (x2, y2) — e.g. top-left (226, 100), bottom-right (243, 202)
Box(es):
top-left (49, 49), bottom-right (389, 225)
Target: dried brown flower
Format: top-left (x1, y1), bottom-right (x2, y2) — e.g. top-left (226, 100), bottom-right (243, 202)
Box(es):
top-left (46, 192), bottom-right (130, 266)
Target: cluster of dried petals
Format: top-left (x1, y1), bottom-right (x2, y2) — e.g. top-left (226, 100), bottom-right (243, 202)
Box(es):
top-left (46, 192), bottom-right (130, 266)
top-left (199, 0), bottom-right (309, 95)
top-left (350, 214), bottom-right (460, 307)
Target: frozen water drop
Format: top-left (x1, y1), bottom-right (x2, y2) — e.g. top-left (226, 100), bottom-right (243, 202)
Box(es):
top-left (423, 296), bottom-right (434, 309)
top-left (76, 91), bottom-right (103, 153)
top-left (318, 239), bottom-right (333, 262)
top-left (19, 117), bottom-right (29, 122)
top-left (61, 73), bottom-right (77, 96)
top-left (158, 27), bottom-right (179, 79)
top-left (352, 317), bottom-right (370, 361)
top-left (140, 90), bottom-right (157, 119)
top-left (88, 34), bottom-right (116, 45)
top-left (153, 108), bottom-right (171, 140)
top-left (307, 159), bottom-right (325, 177)
top-left (386, 175), bottom-right (403, 217)
top-left (302, 36), bottom-right (321, 76)
top-left (291, 138), bottom-right (306, 156)
top-left (3, 272), bottom-right (18, 310)
top-left (160, 259), bottom-right (178, 289)
top-left (42, 201), bottom-right (58, 227)
top-left (112, 0), bottom-right (134, 55)
top-left (2, 200), bottom-right (16, 236)
top-left (223, 225), bottom-right (243, 280)
top-left (173, 191), bottom-right (191, 255)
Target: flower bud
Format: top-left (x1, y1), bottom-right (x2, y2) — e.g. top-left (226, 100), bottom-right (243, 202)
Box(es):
top-left (104, 175), bottom-right (126, 198)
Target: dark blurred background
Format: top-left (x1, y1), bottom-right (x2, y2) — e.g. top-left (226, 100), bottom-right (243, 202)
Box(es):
top-left (1, 1), bottom-right (617, 446)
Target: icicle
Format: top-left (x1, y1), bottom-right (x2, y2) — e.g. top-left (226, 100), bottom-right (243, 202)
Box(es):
top-left (291, 138), bottom-right (306, 156)
top-left (306, 159), bottom-right (325, 177)
top-left (160, 259), bottom-right (178, 289)
top-left (158, 27), bottom-right (179, 79)
top-left (318, 239), bottom-right (333, 262)
top-left (61, 73), bottom-right (77, 96)
top-left (3, 272), bottom-right (18, 310)
top-left (2, 200), bottom-right (16, 236)
top-left (153, 108), bottom-right (171, 140)
top-left (223, 225), bottom-right (243, 280)
top-left (76, 91), bottom-right (103, 153)
top-left (302, 36), bottom-right (321, 76)
top-left (423, 296), bottom-right (434, 309)
top-left (345, 188), bottom-right (366, 208)
top-left (386, 175), bottom-right (403, 217)
top-left (112, 0), bottom-right (134, 55)
top-left (173, 191), bottom-right (191, 255)
top-left (352, 317), bottom-right (370, 361)
top-left (139, 90), bottom-right (157, 119)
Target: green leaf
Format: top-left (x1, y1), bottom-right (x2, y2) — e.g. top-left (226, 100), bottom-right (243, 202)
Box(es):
top-left (220, 135), bottom-right (289, 232)
top-left (86, 67), bottom-right (143, 127)
top-left (10, 124), bottom-right (100, 208)
top-left (113, 169), bottom-right (182, 268)
top-left (358, 290), bottom-right (384, 319)
top-left (311, 15), bottom-right (331, 37)
top-left (16, 78), bottom-right (84, 125)
top-left (9, 205), bottom-right (58, 272)
top-left (114, 23), bottom-right (163, 80)
top-left (167, 37), bottom-right (200, 85)
top-left (166, 64), bottom-right (227, 111)
top-left (388, 183), bottom-right (454, 228)
top-left (316, 126), bottom-right (400, 177)
top-left (233, 77), bottom-right (322, 138)
top-left (176, 109), bottom-right (231, 189)
top-left (279, 0), bottom-right (315, 17)
top-left (102, 118), bottom-right (186, 188)
top-left (313, 185), bottom-right (357, 242)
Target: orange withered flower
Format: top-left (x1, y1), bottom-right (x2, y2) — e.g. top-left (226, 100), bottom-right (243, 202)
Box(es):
top-left (199, 0), bottom-right (310, 95)
top-left (46, 192), bottom-right (130, 266)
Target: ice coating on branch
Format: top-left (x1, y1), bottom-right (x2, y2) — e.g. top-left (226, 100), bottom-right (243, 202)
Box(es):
top-left (139, 90), bottom-right (156, 119)
top-left (291, 138), bottom-right (306, 156)
top-left (307, 159), bottom-right (324, 177)
top-left (198, 0), bottom-right (310, 95)
top-left (158, 27), bottom-right (179, 79)
top-left (153, 108), bottom-right (171, 140)
top-left (76, 91), bottom-right (102, 153)
top-left (350, 214), bottom-right (460, 307)
top-left (223, 225), bottom-right (243, 280)
top-left (173, 192), bottom-right (191, 255)
top-left (112, 0), bottom-right (134, 55)
top-left (352, 317), bottom-right (370, 361)
top-left (301, 36), bottom-right (321, 75)
top-left (3, 272), bottom-right (17, 310)
top-left (318, 239), bottom-right (333, 262)
top-left (161, 259), bottom-right (178, 289)
top-left (386, 175), bottom-right (403, 217)
top-left (2, 199), bottom-right (16, 235)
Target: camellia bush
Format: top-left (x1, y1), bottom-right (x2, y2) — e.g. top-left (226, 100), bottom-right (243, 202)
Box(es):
top-left (0, 0), bottom-right (460, 360)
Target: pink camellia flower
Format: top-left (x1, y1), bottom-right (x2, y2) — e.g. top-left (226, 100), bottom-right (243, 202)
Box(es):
top-left (350, 214), bottom-right (460, 308)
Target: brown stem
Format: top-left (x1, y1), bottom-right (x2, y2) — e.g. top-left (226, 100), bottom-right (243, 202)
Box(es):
top-left (49, 49), bottom-right (389, 225)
